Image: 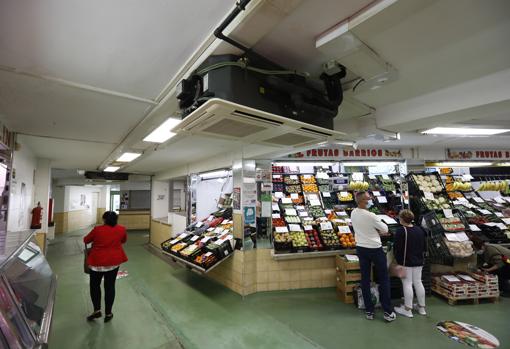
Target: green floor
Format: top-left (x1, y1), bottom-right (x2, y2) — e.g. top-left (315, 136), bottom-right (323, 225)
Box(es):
top-left (47, 229), bottom-right (510, 349)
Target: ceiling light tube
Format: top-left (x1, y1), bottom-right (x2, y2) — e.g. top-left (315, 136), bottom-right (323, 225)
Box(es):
top-left (199, 170), bottom-right (231, 179)
top-left (116, 152), bottom-right (142, 162)
top-left (143, 117), bottom-right (182, 143)
top-left (342, 161), bottom-right (400, 166)
top-left (104, 166), bottom-right (120, 172)
top-left (421, 127), bottom-right (510, 136)
top-left (432, 162), bottom-right (493, 167)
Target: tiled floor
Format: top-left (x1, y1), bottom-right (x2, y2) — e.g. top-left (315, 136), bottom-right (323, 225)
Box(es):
top-left (47, 229), bottom-right (510, 349)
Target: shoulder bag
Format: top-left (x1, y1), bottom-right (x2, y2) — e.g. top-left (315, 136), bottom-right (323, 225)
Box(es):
top-left (389, 227), bottom-right (408, 278)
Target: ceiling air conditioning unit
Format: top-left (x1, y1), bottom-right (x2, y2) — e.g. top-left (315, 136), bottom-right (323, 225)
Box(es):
top-left (177, 54), bottom-right (347, 130)
top-left (171, 98), bottom-right (349, 149)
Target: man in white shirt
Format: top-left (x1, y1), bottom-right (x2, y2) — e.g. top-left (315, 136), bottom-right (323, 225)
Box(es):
top-left (351, 191), bottom-right (396, 322)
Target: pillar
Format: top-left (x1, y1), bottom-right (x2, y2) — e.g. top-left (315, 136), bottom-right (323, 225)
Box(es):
top-left (33, 158), bottom-right (51, 246)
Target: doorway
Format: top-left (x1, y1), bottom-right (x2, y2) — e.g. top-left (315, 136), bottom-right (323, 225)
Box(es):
top-left (110, 191), bottom-right (120, 213)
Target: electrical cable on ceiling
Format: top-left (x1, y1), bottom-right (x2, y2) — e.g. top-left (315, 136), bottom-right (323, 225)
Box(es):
top-left (352, 78), bottom-right (365, 92)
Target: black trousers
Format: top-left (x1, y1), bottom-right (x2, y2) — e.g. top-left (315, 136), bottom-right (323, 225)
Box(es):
top-left (89, 267), bottom-right (119, 314)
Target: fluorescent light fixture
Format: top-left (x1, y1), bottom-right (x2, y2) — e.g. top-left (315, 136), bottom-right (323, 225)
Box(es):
top-left (422, 127), bottom-right (510, 136)
top-left (274, 162), bottom-right (334, 167)
top-left (200, 170), bottom-right (231, 179)
top-left (433, 162), bottom-right (493, 167)
top-left (343, 161), bottom-right (399, 167)
top-left (116, 152), bottom-right (141, 162)
top-left (143, 117), bottom-right (182, 143)
top-left (496, 162), bottom-right (510, 166)
top-left (104, 166), bottom-right (120, 172)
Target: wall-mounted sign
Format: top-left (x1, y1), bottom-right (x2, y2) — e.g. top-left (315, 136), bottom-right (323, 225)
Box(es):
top-left (447, 149), bottom-right (510, 160)
top-left (287, 147), bottom-right (403, 159)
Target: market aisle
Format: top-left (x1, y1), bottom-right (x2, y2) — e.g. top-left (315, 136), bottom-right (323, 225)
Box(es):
top-left (47, 229), bottom-right (510, 349)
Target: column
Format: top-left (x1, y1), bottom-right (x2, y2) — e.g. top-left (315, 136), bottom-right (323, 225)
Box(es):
top-left (33, 159), bottom-right (51, 247)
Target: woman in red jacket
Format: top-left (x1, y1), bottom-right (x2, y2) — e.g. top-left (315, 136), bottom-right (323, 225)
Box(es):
top-left (83, 211), bottom-right (128, 322)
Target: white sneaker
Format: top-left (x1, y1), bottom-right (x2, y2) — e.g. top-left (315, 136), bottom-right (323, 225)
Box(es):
top-left (413, 304), bottom-right (427, 316)
top-left (384, 311), bottom-right (397, 322)
top-left (394, 305), bottom-right (413, 318)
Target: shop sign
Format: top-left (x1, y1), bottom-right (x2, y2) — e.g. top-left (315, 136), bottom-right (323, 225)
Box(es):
top-left (447, 149), bottom-right (510, 160)
top-left (288, 147), bottom-right (402, 159)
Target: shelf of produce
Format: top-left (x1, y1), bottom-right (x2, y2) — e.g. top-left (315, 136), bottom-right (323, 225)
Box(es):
top-left (271, 248), bottom-right (356, 261)
top-left (162, 250), bottom-right (233, 274)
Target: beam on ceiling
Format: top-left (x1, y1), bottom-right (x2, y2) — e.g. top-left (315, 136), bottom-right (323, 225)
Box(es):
top-left (0, 65), bottom-right (156, 105)
top-left (376, 68), bottom-right (510, 131)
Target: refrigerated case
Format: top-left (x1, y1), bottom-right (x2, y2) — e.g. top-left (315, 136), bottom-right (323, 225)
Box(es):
top-left (0, 230), bottom-right (56, 348)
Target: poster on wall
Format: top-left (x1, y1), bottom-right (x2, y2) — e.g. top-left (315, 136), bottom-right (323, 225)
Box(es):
top-left (232, 187), bottom-right (241, 211)
top-left (243, 206), bottom-right (256, 225)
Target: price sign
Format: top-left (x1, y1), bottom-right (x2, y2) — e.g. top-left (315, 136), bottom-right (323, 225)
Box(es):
top-left (494, 197), bottom-right (506, 204)
top-left (322, 192), bottom-right (331, 197)
top-left (324, 210), bottom-right (332, 215)
top-left (275, 226), bottom-right (289, 233)
top-left (443, 209), bottom-right (454, 218)
top-left (466, 210), bottom-right (476, 216)
top-left (338, 226), bottom-right (351, 234)
top-left (502, 218), bottom-right (510, 225)
top-left (178, 233), bottom-right (188, 239)
top-left (196, 221), bottom-right (203, 228)
top-left (289, 224), bottom-right (302, 231)
top-left (320, 222), bottom-right (333, 230)
top-left (469, 224), bottom-right (481, 232)
top-left (272, 214), bottom-right (281, 219)
top-left (204, 252), bottom-right (213, 257)
top-left (295, 205), bottom-right (305, 210)
top-left (424, 192), bottom-right (434, 200)
top-left (377, 215), bottom-right (397, 224)
top-left (304, 225), bottom-right (313, 231)
top-left (207, 216), bottom-right (214, 221)
top-left (272, 204), bottom-right (280, 211)
top-left (382, 174), bottom-right (390, 180)
top-left (372, 191), bottom-right (381, 196)
top-left (310, 199), bottom-right (322, 206)
top-left (336, 211), bottom-right (348, 216)
top-left (345, 218), bottom-right (352, 223)
top-left (281, 198), bottom-right (292, 204)
top-left (368, 174), bottom-right (376, 179)
top-left (290, 175), bottom-right (298, 180)
top-left (478, 209), bottom-right (492, 215)
top-left (285, 208), bottom-right (297, 216)
top-left (376, 196), bottom-right (388, 203)
top-left (190, 235), bottom-right (199, 242)
top-left (352, 172), bottom-right (364, 181)
top-left (169, 238), bottom-right (179, 244)
top-left (273, 174), bottom-right (281, 179)
top-left (290, 193), bottom-right (299, 199)
top-left (340, 191), bottom-right (349, 197)
top-left (462, 174), bottom-right (473, 181)
top-left (298, 211), bottom-right (308, 217)
top-left (275, 192), bottom-right (284, 198)
top-left (200, 236), bottom-right (211, 243)
top-left (303, 175), bottom-right (312, 179)
top-left (473, 197), bottom-right (484, 203)
top-left (316, 172), bottom-right (329, 179)
top-left (496, 223), bottom-right (507, 230)
top-left (495, 212), bottom-right (504, 217)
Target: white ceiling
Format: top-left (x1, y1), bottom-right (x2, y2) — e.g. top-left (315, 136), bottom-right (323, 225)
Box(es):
top-left (2, 0), bottom-right (510, 178)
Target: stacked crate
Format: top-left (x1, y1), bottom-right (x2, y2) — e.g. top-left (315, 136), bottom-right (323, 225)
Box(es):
top-left (336, 255), bottom-right (361, 304)
top-left (470, 272), bottom-right (500, 297)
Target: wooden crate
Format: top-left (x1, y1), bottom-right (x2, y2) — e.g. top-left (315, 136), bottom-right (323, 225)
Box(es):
top-left (336, 288), bottom-right (354, 304)
top-left (336, 275), bottom-right (359, 293)
top-left (432, 284), bottom-right (499, 305)
top-left (336, 255), bottom-right (360, 271)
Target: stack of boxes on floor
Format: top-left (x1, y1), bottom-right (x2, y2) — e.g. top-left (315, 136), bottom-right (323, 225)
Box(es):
top-left (431, 272), bottom-right (499, 305)
top-left (335, 255), bottom-right (360, 303)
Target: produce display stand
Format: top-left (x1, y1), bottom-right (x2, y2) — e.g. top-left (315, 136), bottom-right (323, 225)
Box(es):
top-left (162, 250), bottom-right (234, 274)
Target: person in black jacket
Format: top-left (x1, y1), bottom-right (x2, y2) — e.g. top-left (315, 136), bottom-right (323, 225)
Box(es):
top-left (393, 209), bottom-right (427, 318)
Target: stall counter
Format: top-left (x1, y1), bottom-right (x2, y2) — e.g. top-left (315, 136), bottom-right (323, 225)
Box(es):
top-left (118, 209), bottom-right (150, 230)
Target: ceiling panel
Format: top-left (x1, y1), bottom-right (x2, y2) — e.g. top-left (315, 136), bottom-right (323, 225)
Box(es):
top-left (0, 70), bottom-right (150, 143)
top-left (19, 134), bottom-right (116, 170)
top-left (0, 0), bottom-right (235, 98)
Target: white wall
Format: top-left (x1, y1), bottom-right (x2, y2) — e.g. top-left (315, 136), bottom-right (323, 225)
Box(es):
top-left (196, 176), bottom-right (233, 220)
top-left (7, 140), bottom-right (36, 232)
top-left (151, 179), bottom-right (169, 218)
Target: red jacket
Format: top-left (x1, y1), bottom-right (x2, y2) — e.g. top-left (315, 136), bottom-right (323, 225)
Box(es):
top-left (84, 225), bottom-right (128, 267)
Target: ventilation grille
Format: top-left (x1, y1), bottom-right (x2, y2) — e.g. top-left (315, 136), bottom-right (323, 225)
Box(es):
top-left (203, 119), bottom-right (267, 138)
top-left (264, 133), bottom-right (316, 146)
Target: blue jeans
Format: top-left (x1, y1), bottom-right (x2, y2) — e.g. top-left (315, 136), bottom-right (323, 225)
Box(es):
top-left (356, 246), bottom-right (393, 314)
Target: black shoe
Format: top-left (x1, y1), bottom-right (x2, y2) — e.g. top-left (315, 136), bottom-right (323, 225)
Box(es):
top-left (104, 313), bottom-right (114, 323)
top-left (86, 311), bottom-right (102, 321)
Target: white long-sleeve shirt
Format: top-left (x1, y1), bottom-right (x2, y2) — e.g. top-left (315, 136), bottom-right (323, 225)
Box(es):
top-left (351, 208), bottom-right (388, 248)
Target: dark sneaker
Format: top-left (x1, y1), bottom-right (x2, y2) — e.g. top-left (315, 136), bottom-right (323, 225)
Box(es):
top-left (384, 311), bottom-right (397, 322)
top-left (86, 311), bottom-right (102, 321)
top-left (366, 312), bottom-right (374, 320)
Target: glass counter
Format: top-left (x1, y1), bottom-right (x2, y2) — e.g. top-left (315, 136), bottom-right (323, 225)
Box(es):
top-left (0, 230), bottom-right (56, 349)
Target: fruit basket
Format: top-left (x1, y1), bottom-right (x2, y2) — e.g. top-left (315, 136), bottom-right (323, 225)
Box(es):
top-left (302, 183), bottom-right (319, 193)
top-left (408, 172), bottom-right (446, 194)
top-left (443, 239), bottom-right (474, 258)
top-left (285, 184), bottom-right (302, 194)
top-left (300, 174), bottom-right (316, 184)
top-left (309, 205), bottom-right (326, 218)
top-left (338, 232), bottom-right (356, 249)
top-left (290, 229), bottom-right (309, 252)
top-left (284, 175), bottom-right (300, 185)
top-left (318, 221), bottom-right (341, 249)
top-left (304, 226), bottom-right (323, 250)
top-left (380, 177), bottom-right (396, 192)
top-left (337, 191), bottom-right (354, 202)
top-left (272, 174), bottom-right (284, 183)
top-left (272, 216), bottom-right (286, 227)
top-left (272, 183), bottom-right (284, 192)
top-left (321, 192), bottom-right (336, 209)
top-left (289, 194), bottom-right (304, 205)
top-left (194, 252), bottom-right (218, 269)
top-left (272, 165), bottom-right (284, 174)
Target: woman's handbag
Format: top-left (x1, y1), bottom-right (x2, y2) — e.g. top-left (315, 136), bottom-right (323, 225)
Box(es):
top-left (389, 227), bottom-right (408, 278)
top-left (84, 246), bottom-right (91, 274)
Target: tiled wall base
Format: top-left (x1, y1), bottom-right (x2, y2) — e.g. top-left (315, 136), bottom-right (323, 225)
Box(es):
top-left (150, 220), bottom-right (173, 247)
top-left (208, 249), bottom-right (337, 296)
top-left (54, 209), bottom-right (95, 234)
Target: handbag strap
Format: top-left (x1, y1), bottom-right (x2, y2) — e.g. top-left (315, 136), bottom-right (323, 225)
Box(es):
top-left (403, 226), bottom-right (408, 267)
